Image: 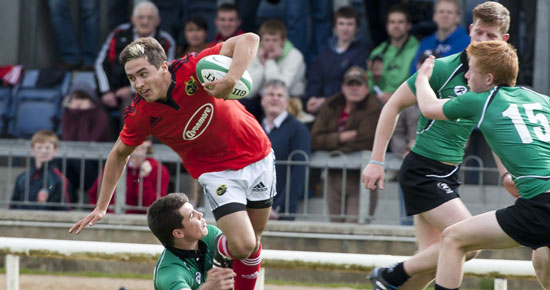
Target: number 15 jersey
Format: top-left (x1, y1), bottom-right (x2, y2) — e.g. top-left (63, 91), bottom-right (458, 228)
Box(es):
top-left (443, 86), bottom-right (550, 199)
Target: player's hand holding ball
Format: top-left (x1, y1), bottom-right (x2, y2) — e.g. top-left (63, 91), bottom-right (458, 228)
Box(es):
top-left (196, 55), bottom-right (253, 100)
top-left (203, 76), bottom-right (237, 100)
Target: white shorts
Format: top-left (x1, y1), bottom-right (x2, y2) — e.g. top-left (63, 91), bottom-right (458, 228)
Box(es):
top-left (198, 151), bottom-right (276, 220)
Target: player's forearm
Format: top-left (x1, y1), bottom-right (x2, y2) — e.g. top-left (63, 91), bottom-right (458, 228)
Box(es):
top-left (369, 104), bottom-right (401, 162)
top-left (415, 75), bottom-right (439, 115)
top-left (226, 33), bottom-right (259, 83)
top-left (96, 148), bottom-right (130, 211)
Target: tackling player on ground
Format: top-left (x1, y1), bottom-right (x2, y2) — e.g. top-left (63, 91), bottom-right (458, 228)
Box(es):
top-left (148, 193), bottom-right (235, 290)
top-left (70, 33), bottom-right (273, 290)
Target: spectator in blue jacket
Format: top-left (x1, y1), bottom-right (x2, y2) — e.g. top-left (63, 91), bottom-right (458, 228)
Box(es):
top-left (10, 130), bottom-right (71, 211)
top-left (305, 6), bottom-right (369, 114)
top-left (261, 80), bottom-right (311, 220)
top-left (410, 0), bottom-right (470, 74)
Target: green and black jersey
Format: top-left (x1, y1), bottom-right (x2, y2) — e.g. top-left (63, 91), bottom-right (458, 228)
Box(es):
top-left (154, 224), bottom-right (221, 290)
top-left (443, 86), bottom-right (550, 199)
top-left (407, 51), bottom-right (476, 164)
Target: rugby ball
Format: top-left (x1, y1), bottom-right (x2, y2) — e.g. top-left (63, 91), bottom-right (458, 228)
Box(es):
top-left (196, 55), bottom-right (253, 100)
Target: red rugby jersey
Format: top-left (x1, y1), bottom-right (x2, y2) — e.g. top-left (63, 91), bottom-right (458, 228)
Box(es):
top-left (120, 43), bottom-right (271, 178)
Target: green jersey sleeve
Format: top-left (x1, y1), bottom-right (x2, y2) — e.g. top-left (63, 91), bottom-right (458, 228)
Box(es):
top-left (442, 91), bottom-right (489, 122)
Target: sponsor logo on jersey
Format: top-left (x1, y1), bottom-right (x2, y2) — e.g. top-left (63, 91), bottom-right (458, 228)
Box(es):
top-left (149, 116), bottom-right (163, 128)
top-left (437, 182), bottom-right (454, 194)
top-left (241, 271), bottom-right (259, 279)
top-left (185, 76), bottom-right (198, 95)
top-left (454, 85), bottom-right (467, 96)
top-left (183, 103), bottom-right (214, 140)
top-left (216, 184), bottom-right (227, 196)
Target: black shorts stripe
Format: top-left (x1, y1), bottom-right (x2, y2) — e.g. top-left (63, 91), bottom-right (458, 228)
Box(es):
top-left (247, 198), bottom-right (273, 209)
top-left (212, 202), bottom-right (247, 220)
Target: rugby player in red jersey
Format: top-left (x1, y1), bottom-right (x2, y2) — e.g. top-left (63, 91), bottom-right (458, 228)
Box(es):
top-left (70, 33), bottom-right (272, 290)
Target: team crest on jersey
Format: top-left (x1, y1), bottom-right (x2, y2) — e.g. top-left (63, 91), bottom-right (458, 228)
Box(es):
top-left (454, 86), bottom-right (467, 96)
top-left (195, 272), bottom-right (202, 284)
top-left (216, 184), bottom-right (227, 196)
top-left (183, 103), bottom-right (214, 140)
top-left (185, 76), bottom-right (198, 95)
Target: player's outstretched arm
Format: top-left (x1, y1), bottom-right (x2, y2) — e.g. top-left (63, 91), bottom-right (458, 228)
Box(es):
top-left (69, 138), bottom-right (136, 234)
top-left (415, 56), bottom-right (448, 120)
top-left (362, 81), bottom-right (417, 190)
top-left (204, 33), bottom-right (260, 99)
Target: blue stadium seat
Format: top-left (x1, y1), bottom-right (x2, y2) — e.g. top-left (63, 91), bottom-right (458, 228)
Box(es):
top-left (0, 86), bottom-right (13, 134)
top-left (7, 69), bottom-right (71, 138)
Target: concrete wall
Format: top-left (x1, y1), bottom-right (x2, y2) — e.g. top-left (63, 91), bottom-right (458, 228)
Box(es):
top-left (0, 209), bottom-right (539, 288)
top-left (0, 209), bottom-right (532, 259)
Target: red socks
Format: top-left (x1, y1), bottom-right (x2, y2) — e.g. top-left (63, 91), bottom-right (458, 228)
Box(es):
top-left (216, 235), bottom-right (262, 290)
top-left (216, 234), bottom-right (234, 259)
top-left (233, 243), bottom-right (262, 290)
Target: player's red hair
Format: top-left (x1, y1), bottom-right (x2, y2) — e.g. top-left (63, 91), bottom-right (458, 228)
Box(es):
top-left (467, 41), bottom-right (518, 87)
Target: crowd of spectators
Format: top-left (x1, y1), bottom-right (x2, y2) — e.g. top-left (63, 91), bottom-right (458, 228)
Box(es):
top-left (4, 0), bottom-right (537, 222)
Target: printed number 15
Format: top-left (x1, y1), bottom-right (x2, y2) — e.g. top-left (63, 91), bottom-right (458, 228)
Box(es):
top-left (502, 103), bottom-right (550, 143)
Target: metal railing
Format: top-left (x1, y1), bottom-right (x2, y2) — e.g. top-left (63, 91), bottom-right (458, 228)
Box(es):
top-left (0, 139), bottom-right (511, 224)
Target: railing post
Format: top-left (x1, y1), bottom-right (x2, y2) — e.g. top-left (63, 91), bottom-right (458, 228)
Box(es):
top-left (254, 267), bottom-right (265, 290)
top-left (6, 254), bottom-right (20, 290)
top-left (494, 278), bottom-right (507, 290)
top-left (358, 150), bottom-right (371, 224)
top-left (114, 170), bottom-right (127, 214)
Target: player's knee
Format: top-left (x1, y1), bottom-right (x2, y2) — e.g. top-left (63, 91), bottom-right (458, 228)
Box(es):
top-left (532, 249), bottom-right (550, 271)
top-left (440, 226), bottom-right (465, 250)
top-left (230, 237), bottom-right (256, 259)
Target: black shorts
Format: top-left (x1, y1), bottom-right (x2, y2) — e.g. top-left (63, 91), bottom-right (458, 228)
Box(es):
top-left (496, 192), bottom-right (550, 250)
top-left (399, 151), bottom-right (461, 216)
